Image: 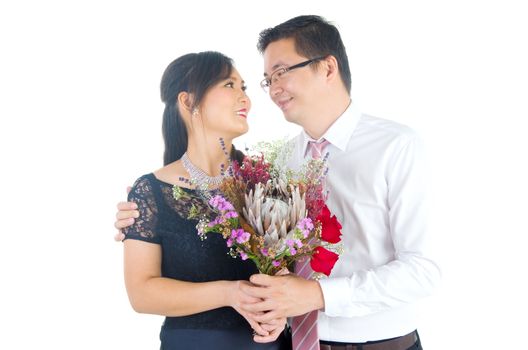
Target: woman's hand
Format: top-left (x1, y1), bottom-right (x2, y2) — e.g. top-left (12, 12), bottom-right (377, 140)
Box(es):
top-left (253, 317), bottom-right (287, 343)
top-left (228, 280), bottom-right (269, 337)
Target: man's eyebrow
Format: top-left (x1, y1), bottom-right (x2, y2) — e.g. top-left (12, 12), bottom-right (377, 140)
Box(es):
top-left (263, 62), bottom-right (286, 77)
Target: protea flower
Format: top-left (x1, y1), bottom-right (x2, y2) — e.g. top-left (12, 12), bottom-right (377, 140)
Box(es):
top-left (242, 179), bottom-right (307, 252)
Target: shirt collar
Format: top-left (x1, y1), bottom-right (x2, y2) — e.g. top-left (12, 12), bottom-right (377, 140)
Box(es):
top-left (301, 101), bottom-right (361, 157)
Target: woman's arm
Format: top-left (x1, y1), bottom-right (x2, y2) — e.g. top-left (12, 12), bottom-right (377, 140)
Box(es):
top-left (124, 239), bottom-right (275, 337)
top-left (123, 239), bottom-right (258, 317)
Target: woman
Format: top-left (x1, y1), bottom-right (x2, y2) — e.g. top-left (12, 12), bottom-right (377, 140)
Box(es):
top-left (122, 51), bottom-right (286, 349)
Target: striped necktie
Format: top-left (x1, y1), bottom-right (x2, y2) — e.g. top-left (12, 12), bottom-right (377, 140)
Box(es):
top-left (291, 138), bottom-right (329, 350)
top-left (308, 139), bottom-right (329, 159)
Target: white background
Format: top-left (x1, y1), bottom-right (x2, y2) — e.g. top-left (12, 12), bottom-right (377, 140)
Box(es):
top-left (1, 1), bottom-right (527, 349)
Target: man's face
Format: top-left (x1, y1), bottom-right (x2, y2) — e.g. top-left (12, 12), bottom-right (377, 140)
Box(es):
top-left (263, 38), bottom-right (322, 127)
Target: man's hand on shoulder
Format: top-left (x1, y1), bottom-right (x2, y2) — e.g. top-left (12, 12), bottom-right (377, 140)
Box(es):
top-left (114, 187), bottom-right (139, 241)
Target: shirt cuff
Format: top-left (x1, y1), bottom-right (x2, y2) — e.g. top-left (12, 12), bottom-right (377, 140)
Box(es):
top-left (318, 277), bottom-right (351, 317)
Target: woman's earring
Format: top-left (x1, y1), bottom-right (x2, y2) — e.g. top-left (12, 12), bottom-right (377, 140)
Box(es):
top-left (192, 108), bottom-right (199, 117)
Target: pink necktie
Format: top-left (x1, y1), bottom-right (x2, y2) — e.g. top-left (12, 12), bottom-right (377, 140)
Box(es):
top-left (308, 139), bottom-right (330, 159)
top-left (291, 139), bottom-right (329, 350)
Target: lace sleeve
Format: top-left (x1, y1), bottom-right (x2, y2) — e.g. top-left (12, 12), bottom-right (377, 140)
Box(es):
top-left (123, 175), bottom-right (160, 244)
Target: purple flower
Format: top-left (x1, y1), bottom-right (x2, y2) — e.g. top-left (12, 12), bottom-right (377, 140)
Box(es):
top-left (239, 251), bottom-right (249, 260)
top-left (226, 238), bottom-right (234, 247)
top-left (261, 248), bottom-right (269, 256)
top-left (236, 231), bottom-right (250, 244)
top-left (208, 216), bottom-right (225, 227)
top-left (272, 260), bottom-right (280, 267)
top-left (209, 195), bottom-right (235, 211)
top-left (224, 211), bottom-right (238, 219)
top-left (230, 229), bottom-right (250, 244)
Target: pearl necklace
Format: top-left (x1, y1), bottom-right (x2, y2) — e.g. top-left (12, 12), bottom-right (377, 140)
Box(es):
top-left (181, 152), bottom-right (225, 190)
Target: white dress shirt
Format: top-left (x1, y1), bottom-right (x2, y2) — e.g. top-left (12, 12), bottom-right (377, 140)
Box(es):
top-left (286, 103), bottom-right (441, 342)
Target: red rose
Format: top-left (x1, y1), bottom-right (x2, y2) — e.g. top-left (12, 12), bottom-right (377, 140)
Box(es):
top-left (310, 246), bottom-right (339, 276)
top-left (317, 205), bottom-right (342, 243)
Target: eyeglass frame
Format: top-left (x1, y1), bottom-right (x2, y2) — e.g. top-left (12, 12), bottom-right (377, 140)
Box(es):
top-left (260, 56), bottom-right (326, 92)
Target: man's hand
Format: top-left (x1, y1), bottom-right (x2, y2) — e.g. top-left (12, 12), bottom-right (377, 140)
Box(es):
top-left (240, 274), bottom-right (325, 323)
top-left (113, 187), bottom-right (139, 241)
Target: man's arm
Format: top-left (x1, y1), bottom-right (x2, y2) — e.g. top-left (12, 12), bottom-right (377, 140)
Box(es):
top-left (315, 134), bottom-right (441, 319)
top-left (240, 134), bottom-right (441, 320)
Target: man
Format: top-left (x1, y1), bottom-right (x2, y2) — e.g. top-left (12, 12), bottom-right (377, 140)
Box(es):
top-left (116, 15), bottom-right (440, 350)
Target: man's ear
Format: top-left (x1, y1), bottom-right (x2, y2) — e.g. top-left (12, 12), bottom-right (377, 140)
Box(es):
top-left (322, 55), bottom-right (340, 81)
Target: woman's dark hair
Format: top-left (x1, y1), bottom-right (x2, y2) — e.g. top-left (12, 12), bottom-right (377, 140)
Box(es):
top-left (160, 51), bottom-right (234, 165)
top-left (257, 15), bottom-right (351, 94)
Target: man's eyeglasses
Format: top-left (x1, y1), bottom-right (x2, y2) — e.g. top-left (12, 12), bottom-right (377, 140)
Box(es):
top-left (260, 56), bottom-right (325, 93)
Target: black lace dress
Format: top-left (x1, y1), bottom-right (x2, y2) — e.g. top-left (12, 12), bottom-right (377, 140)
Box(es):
top-left (123, 173), bottom-right (286, 350)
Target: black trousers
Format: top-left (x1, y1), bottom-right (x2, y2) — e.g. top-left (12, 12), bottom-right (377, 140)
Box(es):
top-left (159, 328), bottom-right (287, 350)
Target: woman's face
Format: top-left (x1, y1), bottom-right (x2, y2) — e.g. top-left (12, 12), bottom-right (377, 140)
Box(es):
top-left (198, 68), bottom-right (251, 139)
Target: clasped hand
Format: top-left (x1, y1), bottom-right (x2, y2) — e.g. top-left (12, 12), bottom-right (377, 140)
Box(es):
top-left (238, 273), bottom-right (324, 324)
top-left (230, 280), bottom-right (286, 343)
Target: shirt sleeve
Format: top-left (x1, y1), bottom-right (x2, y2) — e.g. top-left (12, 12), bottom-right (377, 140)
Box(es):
top-left (319, 134), bottom-right (441, 317)
top-left (123, 175), bottom-right (161, 244)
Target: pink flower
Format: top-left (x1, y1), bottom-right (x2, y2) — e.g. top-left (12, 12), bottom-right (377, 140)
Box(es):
top-left (239, 251), bottom-right (249, 260)
top-left (296, 218), bottom-right (314, 238)
top-left (298, 218), bottom-right (314, 230)
top-left (294, 239), bottom-right (303, 248)
top-left (286, 239), bottom-right (298, 255)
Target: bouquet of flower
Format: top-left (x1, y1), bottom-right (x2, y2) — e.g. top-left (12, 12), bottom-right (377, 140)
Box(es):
top-left (193, 140), bottom-right (343, 276)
